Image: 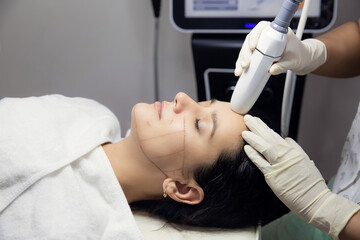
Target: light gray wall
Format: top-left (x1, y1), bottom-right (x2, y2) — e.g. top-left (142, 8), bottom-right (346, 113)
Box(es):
top-left (0, 0), bottom-right (195, 133)
top-left (0, 0), bottom-right (358, 179)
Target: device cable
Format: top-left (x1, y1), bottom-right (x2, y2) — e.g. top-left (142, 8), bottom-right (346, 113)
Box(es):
top-left (152, 0), bottom-right (161, 101)
top-left (154, 18), bottom-right (160, 101)
top-left (281, 0), bottom-right (312, 137)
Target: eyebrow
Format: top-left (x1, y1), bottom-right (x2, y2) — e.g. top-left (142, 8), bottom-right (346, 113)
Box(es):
top-left (210, 112), bottom-right (217, 139)
top-left (205, 99), bottom-right (217, 139)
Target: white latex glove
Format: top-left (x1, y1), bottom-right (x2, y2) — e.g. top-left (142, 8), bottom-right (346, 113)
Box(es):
top-left (241, 115), bottom-right (360, 239)
top-left (234, 21), bottom-right (327, 76)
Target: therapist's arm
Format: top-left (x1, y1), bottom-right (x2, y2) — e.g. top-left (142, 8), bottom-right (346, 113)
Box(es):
top-left (339, 210), bottom-right (360, 240)
top-left (314, 19), bottom-right (360, 78)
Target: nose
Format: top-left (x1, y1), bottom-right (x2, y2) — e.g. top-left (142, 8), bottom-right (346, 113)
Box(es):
top-left (173, 92), bottom-right (197, 114)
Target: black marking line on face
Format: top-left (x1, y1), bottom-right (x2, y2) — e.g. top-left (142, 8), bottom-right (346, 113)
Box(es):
top-left (135, 107), bottom-right (187, 180)
top-left (138, 143), bottom-right (169, 179)
top-left (183, 116), bottom-right (186, 177)
top-left (134, 107), bottom-right (169, 179)
top-left (138, 130), bottom-right (184, 141)
top-left (150, 149), bottom-right (184, 159)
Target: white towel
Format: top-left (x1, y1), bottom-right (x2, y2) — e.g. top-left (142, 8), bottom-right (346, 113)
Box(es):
top-left (0, 95), bottom-right (144, 239)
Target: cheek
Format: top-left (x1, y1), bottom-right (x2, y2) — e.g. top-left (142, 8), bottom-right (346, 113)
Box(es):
top-left (135, 110), bottom-right (186, 173)
top-left (141, 131), bottom-right (185, 173)
top-left (183, 138), bottom-right (217, 175)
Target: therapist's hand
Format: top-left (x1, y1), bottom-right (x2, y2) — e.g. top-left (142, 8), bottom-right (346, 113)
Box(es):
top-left (234, 21), bottom-right (327, 76)
top-left (241, 115), bottom-right (360, 239)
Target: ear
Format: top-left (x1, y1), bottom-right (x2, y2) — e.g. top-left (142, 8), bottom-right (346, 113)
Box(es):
top-left (163, 178), bottom-right (204, 205)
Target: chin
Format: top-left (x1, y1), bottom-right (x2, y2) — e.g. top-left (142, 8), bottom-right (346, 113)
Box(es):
top-left (130, 104), bottom-right (139, 133)
top-left (130, 103), bottom-right (149, 135)
top-left (132, 103), bottom-right (148, 119)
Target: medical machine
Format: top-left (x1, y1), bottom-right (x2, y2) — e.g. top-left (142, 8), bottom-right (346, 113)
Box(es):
top-left (172, 0), bottom-right (335, 33)
top-left (170, 0), bottom-right (336, 138)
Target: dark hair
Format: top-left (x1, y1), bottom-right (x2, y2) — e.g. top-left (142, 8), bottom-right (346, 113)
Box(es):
top-left (130, 145), bottom-right (289, 228)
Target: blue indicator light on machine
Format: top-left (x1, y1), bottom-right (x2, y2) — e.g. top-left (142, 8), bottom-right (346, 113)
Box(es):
top-left (245, 23), bottom-right (257, 29)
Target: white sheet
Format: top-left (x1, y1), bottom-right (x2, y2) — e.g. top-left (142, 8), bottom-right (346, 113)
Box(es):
top-left (0, 95), bottom-right (144, 239)
top-left (134, 211), bottom-right (259, 240)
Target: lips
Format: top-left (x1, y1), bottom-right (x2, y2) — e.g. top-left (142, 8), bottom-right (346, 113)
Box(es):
top-left (155, 101), bottom-right (162, 119)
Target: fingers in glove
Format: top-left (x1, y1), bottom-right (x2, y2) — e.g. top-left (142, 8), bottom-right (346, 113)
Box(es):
top-left (244, 115), bottom-right (283, 143)
top-left (284, 137), bottom-right (298, 147)
top-left (244, 115), bottom-right (268, 135)
top-left (234, 66), bottom-right (243, 77)
top-left (285, 137), bottom-right (308, 156)
top-left (234, 62), bottom-right (245, 77)
top-left (234, 68), bottom-right (243, 77)
top-left (269, 60), bottom-right (293, 75)
top-left (269, 29), bottom-right (300, 75)
top-left (248, 21), bottom-right (270, 50)
top-left (235, 37), bottom-right (251, 76)
top-left (244, 145), bottom-right (270, 174)
top-left (235, 21), bottom-right (269, 76)
top-left (242, 130), bottom-right (278, 163)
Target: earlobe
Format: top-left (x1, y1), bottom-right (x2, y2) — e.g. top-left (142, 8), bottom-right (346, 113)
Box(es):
top-left (163, 178), bottom-right (204, 205)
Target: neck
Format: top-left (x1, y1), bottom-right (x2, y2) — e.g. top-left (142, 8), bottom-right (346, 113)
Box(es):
top-left (102, 134), bottom-right (165, 203)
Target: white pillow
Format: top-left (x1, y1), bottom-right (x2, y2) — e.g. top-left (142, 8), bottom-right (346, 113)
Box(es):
top-left (133, 211), bottom-right (260, 240)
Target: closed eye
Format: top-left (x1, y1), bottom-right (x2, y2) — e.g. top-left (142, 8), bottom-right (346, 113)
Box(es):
top-left (195, 118), bottom-right (200, 131)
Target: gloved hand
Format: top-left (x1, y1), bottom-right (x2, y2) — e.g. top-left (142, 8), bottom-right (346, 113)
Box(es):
top-left (234, 21), bottom-right (327, 76)
top-left (241, 115), bottom-right (360, 239)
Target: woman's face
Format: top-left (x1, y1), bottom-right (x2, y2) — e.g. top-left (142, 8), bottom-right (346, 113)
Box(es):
top-left (131, 92), bottom-right (247, 180)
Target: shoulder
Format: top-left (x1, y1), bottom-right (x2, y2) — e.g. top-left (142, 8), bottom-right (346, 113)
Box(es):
top-left (1, 94), bottom-right (121, 136)
top-left (32, 94), bottom-right (118, 120)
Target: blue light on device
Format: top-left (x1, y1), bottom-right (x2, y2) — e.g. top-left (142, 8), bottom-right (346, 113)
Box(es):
top-left (245, 23), bottom-right (257, 29)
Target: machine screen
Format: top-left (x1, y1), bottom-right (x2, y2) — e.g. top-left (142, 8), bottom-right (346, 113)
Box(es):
top-left (185, 0), bottom-right (321, 18)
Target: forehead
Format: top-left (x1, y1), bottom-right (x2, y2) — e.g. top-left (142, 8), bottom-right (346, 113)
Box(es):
top-left (200, 100), bottom-right (246, 151)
